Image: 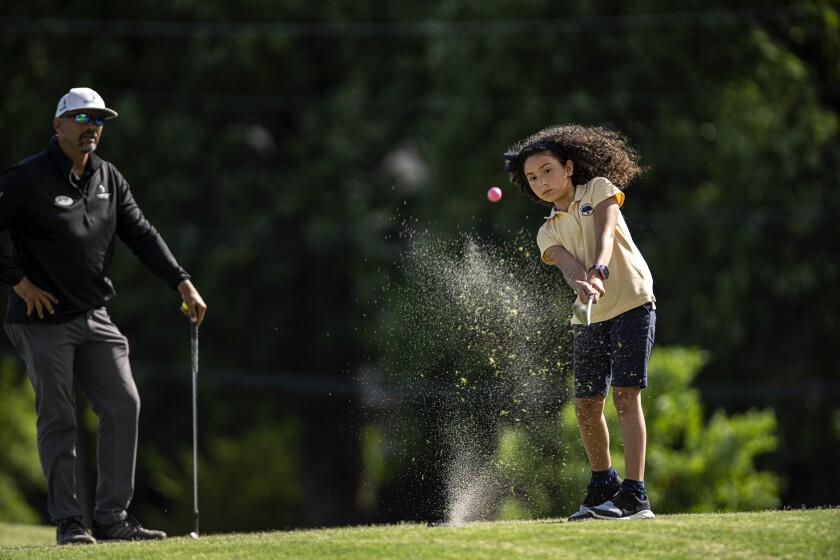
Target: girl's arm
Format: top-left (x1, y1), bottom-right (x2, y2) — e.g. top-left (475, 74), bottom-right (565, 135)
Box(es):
top-left (588, 196), bottom-right (621, 294)
top-left (545, 245), bottom-right (600, 303)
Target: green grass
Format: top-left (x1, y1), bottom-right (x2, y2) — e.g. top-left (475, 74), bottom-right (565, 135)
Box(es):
top-left (1, 509), bottom-right (838, 559)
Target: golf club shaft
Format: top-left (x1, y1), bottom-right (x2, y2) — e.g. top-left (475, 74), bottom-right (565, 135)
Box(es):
top-left (191, 323), bottom-right (200, 537)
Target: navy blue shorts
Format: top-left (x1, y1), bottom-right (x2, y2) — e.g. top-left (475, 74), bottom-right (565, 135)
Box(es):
top-left (572, 303), bottom-right (656, 398)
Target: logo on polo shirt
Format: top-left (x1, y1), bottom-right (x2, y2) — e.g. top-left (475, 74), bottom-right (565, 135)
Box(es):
top-left (54, 195), bottom-right (73, 207)
top-left (580, 203), bottom-right (594, 216)
top-left (96, 184), bottom-right (110, 200)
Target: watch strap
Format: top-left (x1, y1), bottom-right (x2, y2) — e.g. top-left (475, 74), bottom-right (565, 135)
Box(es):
top-left (589, 264), bottom-right (609, 280)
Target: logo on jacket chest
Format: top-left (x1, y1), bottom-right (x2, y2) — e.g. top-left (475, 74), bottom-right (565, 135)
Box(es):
top-left (96, 184), bottom-right (110, 200)
top-left (54, 195), bottom-right (74, 207)
top-left (580, 203), bottom-right (594, 216)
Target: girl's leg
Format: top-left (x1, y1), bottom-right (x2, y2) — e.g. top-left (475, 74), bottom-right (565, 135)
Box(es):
top-left (612, 387), bottom-right (646, 481)
top-left (609, 303), bottom-right (655, 482)
top-left (574, 395), bottom-right (611, 471)
top-left (570, 322), bottom-right (619, 521)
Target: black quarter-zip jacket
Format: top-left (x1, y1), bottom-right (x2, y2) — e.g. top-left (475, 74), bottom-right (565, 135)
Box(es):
top-left (0, 136), bottom-right (190, 323)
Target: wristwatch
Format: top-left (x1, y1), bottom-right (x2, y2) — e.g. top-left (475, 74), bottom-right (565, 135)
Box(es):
top-left (589, 264), bottom-right (610, 280)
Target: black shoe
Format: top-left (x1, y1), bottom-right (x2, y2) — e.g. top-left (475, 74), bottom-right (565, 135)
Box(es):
top-left (567, 475), bottom-right (623, 522)
top-left (590, 486), bottom-right (655, 520)
top-left (92, 515), bottom-right (167, 541)
top-left (56, 518), bottom-right (97, 545)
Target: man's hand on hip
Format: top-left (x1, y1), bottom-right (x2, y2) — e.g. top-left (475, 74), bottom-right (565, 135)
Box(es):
top-left (14, 276), bottom-right (59, 319)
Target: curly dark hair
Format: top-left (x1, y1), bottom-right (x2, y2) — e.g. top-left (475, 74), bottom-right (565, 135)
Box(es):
top-left (504, 124), bottom-right (644, 206)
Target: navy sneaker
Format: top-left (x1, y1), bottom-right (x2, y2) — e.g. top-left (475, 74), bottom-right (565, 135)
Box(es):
top-left (590, 486), bottom-right (655, 520)
top-left (56, 518), bottom-right (96, 545)
top-left (567, 475), bottom-right (623, 522)
top-left (92, 515), bottom-right (167, 541)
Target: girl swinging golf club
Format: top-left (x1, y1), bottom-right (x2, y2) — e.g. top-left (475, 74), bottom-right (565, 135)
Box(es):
top-left (504, 124), bottom-right (657, 521)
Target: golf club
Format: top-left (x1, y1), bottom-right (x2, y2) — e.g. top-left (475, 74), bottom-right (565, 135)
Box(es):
top-left (189, 322), bottom-right (200, 540)
top-left (571, 295), bottom-right (595, 326)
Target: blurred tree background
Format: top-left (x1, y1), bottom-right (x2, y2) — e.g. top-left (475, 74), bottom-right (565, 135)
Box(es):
top-left (0, 0), bottom-right (838, 533)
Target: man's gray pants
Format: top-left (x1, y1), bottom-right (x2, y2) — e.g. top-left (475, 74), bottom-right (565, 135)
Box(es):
top-left (5, 307), bottom-right (139, 525)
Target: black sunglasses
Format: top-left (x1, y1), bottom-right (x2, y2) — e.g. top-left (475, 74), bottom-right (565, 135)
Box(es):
top-left (65, 113), bottom-right (106, 126)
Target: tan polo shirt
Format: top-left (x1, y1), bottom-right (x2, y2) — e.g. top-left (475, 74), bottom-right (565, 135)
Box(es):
top-left (536, 176), bottom-right (655, 324)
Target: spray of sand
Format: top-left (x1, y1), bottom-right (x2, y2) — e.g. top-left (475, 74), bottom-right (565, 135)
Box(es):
top-left (373, 228), bottom-right (573, 524)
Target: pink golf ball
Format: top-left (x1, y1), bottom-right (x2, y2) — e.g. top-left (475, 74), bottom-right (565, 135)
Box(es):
top-left (487, 186), bottom-right (502, 202)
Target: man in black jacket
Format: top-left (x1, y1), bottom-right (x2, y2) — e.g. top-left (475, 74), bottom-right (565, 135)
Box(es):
top-left (0, 87), bottom-right (207, 545)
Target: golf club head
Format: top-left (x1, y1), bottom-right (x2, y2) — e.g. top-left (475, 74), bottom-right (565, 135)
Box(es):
top-left (189, 531), bottom-right (199, 540)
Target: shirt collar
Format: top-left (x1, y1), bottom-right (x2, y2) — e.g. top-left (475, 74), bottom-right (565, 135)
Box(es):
top-left (46, 135), bottom-right (103, 181)
top-left (544, 184), bottom-right (585, 219)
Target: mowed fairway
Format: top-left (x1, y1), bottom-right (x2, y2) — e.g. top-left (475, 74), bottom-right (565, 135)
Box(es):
top-left (1, 509), bottom-right (837, 559)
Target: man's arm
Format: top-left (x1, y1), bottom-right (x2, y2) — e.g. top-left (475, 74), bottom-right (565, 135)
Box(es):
top-left (112, 171), bottom-right (191, 288)
top-left (0, 168), bottom-right (28, 286)
top-left (112, 170), bottom-right (207, 325)
top-left (0, 168), bottom-right (59, 318)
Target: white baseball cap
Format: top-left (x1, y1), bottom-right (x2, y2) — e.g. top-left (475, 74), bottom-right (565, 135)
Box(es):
top-left (55, 87), bottom-right (118, 119)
